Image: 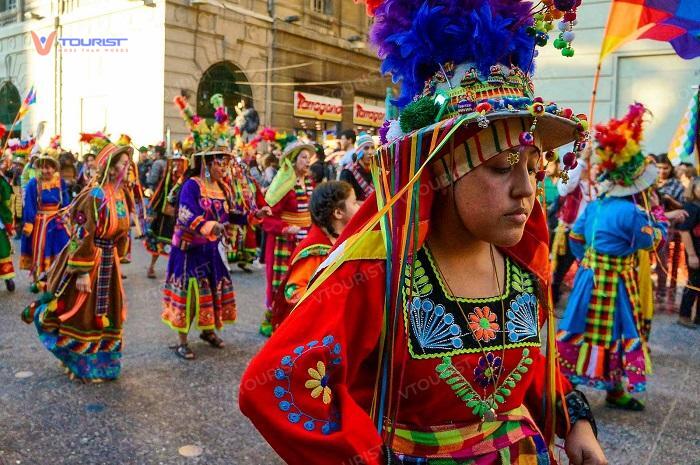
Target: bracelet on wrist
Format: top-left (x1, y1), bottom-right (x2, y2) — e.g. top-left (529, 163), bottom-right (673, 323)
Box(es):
top-left (562, 389), bottom-right (598, 438)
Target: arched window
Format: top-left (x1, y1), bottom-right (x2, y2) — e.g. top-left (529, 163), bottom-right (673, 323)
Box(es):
top-left (0, 81), bottom-right (21, 126)
top-left (196, 61), bottom-right (254, 119)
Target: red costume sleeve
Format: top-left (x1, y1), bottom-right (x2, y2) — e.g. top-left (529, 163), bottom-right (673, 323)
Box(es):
top-left (262, 191), bottom-right (294, 235)
top-left (239, 259), bottom-right (387, 465)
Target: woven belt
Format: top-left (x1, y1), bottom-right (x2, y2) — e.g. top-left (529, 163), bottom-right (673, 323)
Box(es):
top-left (582, 248), bottom-right (634, 273)
top-left (94, 238), bottom-right (115, 317)
top-left (280, 211), bottom-right (311, 228)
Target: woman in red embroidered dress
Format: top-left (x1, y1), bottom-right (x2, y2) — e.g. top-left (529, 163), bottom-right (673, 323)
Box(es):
top-left (239, 1), bottom-right (606, 464)
top-left (259, 140), bottom-right (315, 337)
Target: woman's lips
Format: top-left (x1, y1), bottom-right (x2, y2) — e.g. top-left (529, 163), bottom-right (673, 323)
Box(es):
top-left (504, 207), bottom-right (528, 224)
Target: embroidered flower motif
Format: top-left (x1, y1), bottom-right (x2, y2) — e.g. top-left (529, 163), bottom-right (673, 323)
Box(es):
top-left (474, 352), bottom-right (502, 388)
top-left (212, 200), bottom-right (222, 211)
top-left (200, 198), bottom-right (212, 210)
top-left (468, 306), bottom-right (499, 342)
top-left (305, 361), bottom-right (332, 404)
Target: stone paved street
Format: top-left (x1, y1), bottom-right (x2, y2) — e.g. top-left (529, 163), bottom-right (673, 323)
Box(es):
top-left (1, 244), bottom-right (699, 465)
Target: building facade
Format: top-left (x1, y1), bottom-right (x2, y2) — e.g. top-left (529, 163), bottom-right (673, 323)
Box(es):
top-left (533, 0), bottom-right (700, 155)
top-left (0, 0), bottom-right (391, 153)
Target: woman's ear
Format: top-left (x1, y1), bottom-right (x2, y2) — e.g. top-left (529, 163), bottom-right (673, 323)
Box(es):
top-left (333, 207), bottom-right (344, 221)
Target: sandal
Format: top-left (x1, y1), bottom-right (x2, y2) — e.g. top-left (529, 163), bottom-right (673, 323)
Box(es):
top-left (174, 344), bottom-right (195, 360)
top-left (199, 331), bottom-right (225, 349)
top-left (237, 263), bottom-right (253, 274)
top-left (147, 268), bottom-right (157, 279)
top-left (605, 394), bottom-right (645, 411)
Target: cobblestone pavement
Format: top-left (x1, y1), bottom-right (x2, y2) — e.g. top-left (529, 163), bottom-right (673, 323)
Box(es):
top-left (1, 243), bottom-right (698, 465)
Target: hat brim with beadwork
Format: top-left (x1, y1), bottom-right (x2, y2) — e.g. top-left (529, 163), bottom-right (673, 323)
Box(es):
top-left (599, 163), bottom-right (657, 197)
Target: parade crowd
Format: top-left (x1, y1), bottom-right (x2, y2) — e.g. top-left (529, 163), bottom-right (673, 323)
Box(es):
top-left (1, 105), bottom-right (692, 463)
top-left (3, 0), bottom-right (699, 463)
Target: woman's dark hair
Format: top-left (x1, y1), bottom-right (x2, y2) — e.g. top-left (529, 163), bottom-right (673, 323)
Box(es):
top-left (655, 153), bottom-right (672, 166)
top-left (340, 129), bottom-right (357, 144)
top-left (314, 143), bottom-right (326, 163)
top-left (309, 162), bottom-right (326, 184)
top-left (264, 154), bottom-right (279, 170)
top-left (310, 181), bottom-right (353, 237)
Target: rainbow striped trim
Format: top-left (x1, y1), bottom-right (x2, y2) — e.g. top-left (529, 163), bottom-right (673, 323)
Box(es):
top-left (431, 118), bottom-right (538, 188)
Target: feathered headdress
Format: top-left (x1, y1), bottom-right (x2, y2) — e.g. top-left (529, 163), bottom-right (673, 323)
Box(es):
top-left (8, 138), bottom-right (36, 160)
top-left (49, 134), bottom-right (61, 149)
top-left (366, 0), bottom-right (582, 107)
top-left (595, 102), bottom-right (656, 196)
top-left (363, 0), bottom-right (587, 187)
top-left (116, 134), bottom-right (132, 147)
top-left (80, 131), bottom-right (111, 154)
top-left (173, 94), bottom-right (232, 153)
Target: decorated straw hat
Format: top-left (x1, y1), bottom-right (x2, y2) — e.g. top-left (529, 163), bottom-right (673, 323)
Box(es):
top-left (94, 143), bottom-right (134, 171)
top-left (264, 138), bottom-right (315, 207)
top-left (36, 151), bottom-right (60, 170)
top-left (281, 139), bottom-right (315, 163)
top-left (368, 0), bottom-right (589, 189)
top-left (594, 102), bottom-right (657, 197)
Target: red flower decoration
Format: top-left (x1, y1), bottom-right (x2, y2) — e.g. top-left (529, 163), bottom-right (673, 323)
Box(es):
top-left (468, 307), bottom-right (500, 342)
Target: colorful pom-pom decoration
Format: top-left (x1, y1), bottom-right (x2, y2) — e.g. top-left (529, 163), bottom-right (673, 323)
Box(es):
top-left (519, 131), bottom-right (535, 146)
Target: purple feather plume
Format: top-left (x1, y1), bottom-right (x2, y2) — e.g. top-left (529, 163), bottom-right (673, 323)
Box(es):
top-left (370, 0), bottom-right (536, 107)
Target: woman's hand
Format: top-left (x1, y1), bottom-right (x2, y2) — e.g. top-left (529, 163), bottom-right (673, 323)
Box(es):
top-left (565, 420), bottom-right (608, 465)
top-left (257, 206), bottom-right (272, 218)
top-left (665, 209), bottom-right (689, 223)
top-left (211, 223), bottom-right (225, 238)
top-left (76, 273), bottom-right (91, 293)
top-left (689, 254), bottom-right (699, 269)
top-left (648, 190), bottom-right (660, 208)
top-left (285, 225), bottom-right (301, 236)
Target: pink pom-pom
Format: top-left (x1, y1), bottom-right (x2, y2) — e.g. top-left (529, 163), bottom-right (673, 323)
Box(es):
top-left (562, 151), bottom-right (576, 166)
top-left (519, 131), bottom-right (535, 146)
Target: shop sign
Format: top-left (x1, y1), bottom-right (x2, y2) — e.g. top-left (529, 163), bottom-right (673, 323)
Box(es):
top-left (353, 100), bottom-right (385, 127)
top-left (294, 91), bottom-right (343, 122)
